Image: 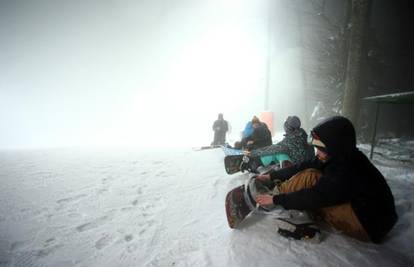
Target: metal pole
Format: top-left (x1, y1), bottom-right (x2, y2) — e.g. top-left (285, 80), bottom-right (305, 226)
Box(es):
top-left (264, 0), bottom-right (271, 111)
top-left (369, 103), bottom-right (380, 159)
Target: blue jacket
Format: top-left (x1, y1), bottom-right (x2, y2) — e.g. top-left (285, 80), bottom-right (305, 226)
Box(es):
top-left (242, 122), bottom-right (254, 138)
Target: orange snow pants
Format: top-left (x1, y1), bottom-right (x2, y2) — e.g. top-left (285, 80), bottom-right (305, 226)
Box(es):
top-left (278, 169), bottom-right (370, 242)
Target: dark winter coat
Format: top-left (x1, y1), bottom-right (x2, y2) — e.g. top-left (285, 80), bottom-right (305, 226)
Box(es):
top-left (212, 119), bottom-right (228, 145)
top-left (212, 119), bottom-right (228, 133)
top-left (270, 116), bottom-right (398, 243)
top-left (247, 122), bottom-right (272, 150)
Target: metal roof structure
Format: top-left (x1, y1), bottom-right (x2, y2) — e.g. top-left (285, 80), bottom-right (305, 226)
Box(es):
top-left (363, 91), bottom-right (414, 104)
top-left (362, 91), bottom-right (414, 159)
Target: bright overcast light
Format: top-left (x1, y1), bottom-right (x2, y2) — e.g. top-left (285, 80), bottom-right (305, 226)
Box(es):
top-left (0, 0), bottom-right (306, 149)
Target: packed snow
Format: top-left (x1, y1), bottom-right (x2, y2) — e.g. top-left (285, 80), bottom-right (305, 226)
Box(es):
top-left (0, 139), bottom-right (413, 267)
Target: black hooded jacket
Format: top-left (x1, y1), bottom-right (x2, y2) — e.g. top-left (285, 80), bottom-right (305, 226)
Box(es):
top-left (271, 116), bottom-right (398, 243)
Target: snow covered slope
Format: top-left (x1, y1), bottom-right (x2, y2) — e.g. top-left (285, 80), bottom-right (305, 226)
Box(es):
top-left (0, 140), bottom-right (413, 266)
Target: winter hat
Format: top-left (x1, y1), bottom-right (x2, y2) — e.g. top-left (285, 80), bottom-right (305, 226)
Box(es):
top-left (284, 116), bottom-right (301, 134)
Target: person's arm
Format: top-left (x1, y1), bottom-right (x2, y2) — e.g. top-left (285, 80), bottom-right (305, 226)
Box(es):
top-left (255, 163), bottom-right (298, 182)
top-left (255, 173), bottom-right (271, 181)
top-left (273, 169), bottom-right (351, 210)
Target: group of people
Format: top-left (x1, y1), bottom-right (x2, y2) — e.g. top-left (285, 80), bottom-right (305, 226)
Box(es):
top-left (210, 113), bottom-right (274, 150)
top-left (211, 113), bottom-right (397, 244)
top-left (234, 116), bottom-right (272, 151)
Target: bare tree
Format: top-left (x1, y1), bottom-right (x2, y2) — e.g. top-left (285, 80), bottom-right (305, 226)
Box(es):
top-left (296, 0), bottom-right (351, 125)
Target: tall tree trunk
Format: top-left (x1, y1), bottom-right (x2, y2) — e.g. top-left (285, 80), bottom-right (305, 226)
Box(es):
top-left (342, 0), bottom-right (371, 125)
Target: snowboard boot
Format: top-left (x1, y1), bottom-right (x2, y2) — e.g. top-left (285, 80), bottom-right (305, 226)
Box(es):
top-left (274, 211), bottom-right (321, 243)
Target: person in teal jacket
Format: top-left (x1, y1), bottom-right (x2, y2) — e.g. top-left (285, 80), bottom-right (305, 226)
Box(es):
top-left (252, 116), bottom-right (314, 164)
top-left (241, 116), bottom-right (313, 172)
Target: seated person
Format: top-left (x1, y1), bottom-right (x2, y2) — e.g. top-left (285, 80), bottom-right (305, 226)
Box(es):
top-left (250, 115), bottom-right (314, 164)
top-left (245, 117), bottom-right (272, 151)
top-left (254, 116), bottom-right (398, 243)
top-left (234, 116), bottom-right (257, 149)
top-left (240, 116), bottom-right (313, 173)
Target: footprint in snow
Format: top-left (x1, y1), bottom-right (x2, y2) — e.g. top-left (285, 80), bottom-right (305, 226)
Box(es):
top-left (139, 228), bottom-right (146, 235)
top-left (156, 171), bottom-right (166, 177)
top-left (95, 235), bottom-right (113, 250)
top-left (35, 244), bottom-right (63, 258)
top-left (124, 234), bottom-right (133, 242)
top-left (127, 243), bottom-right (138, 253)
top-left (75, 215), bottom-right (112, 232)
top-left (56, 194), bottom-right (86, 204)
top-left (67, 212), bottom-right (82, 218)
top-left (44, 238), bottom-right (55, 245)
top-left (10, 241), bottom-right (26, 252)
top-left (121, 207), bottom-right (133, 212)
top-left (97, 188), bottom-right (108, 195)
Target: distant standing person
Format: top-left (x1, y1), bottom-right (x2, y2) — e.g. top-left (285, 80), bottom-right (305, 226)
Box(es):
top-left (211, 113), bottom-right (229, 146)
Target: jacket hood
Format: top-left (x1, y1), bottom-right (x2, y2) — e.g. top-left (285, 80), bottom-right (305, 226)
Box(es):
top-left (312, 116), bottom-right (357, 157)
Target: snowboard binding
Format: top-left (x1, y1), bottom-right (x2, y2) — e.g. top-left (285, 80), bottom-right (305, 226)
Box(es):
top-left (274, 212), bottom-right (321, 243)
top-left (244, 177), bottom-right (279, 212)
top-left (240, 156), bottom-right (262, 174)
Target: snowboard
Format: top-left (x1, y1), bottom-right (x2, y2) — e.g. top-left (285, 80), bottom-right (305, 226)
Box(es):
top-left (193, 145), bottom-right (221, 151)
top-left (225, 176), bottom-right (280, 229)
top-left (224, 155), bottom-right (244, 174)
top-left (225, 176), bottom-right (270, 228)
top-left (225, 184), bottom-right (254, 229)
top-left (220, 145), bottom-right (245, 156)
top-left (224, 153), bottom-right (292, 175)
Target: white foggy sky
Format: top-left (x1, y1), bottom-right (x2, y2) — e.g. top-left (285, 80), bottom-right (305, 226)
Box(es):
top-left (0, 0), bottom-right (306, 149)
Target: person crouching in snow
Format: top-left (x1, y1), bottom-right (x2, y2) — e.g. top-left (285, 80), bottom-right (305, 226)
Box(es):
top-left (254, 116), bottom-right (398, 243)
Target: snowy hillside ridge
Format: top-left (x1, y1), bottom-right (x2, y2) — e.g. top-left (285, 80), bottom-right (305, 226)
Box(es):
top-left (0, 139), bottom-right (413, 266)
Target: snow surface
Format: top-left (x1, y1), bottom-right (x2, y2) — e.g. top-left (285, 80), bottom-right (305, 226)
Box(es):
top-left (0, 139), bottom-right (413, 267)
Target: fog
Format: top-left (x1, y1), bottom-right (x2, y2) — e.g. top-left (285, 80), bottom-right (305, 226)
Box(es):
top-left (1, 0), bottom-right (311, 149)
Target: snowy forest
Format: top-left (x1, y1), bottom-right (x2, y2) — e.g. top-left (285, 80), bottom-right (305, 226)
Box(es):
top-left (262, 0), bottom-right (414, 141)
top-left (0, 0), bottom-right (413, 266)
